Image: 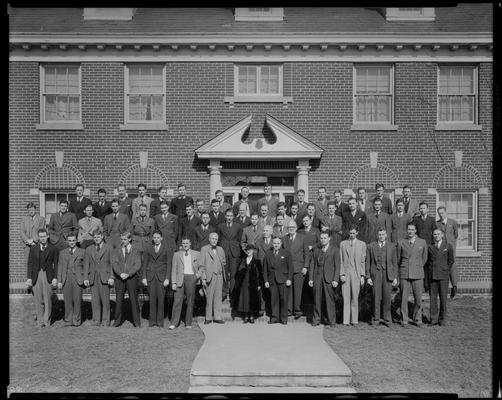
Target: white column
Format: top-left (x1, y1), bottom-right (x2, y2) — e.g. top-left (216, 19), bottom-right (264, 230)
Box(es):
top-left (208, 160), bottom-right (222, 199)
top-left (296, 160), bottom-right (311, 201)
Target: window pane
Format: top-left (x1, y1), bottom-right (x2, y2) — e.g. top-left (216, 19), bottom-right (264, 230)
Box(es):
top-left (45, 95), bottom-right (57, 121)
top-left (68, 96), bottom-right (80, 120)
top-left (247, 67), bottom-right (257, 94)
top-left (129, 95), bottom-right (142, 120)
top-left (376, 96), bottom-right (390, 121)
top-left (151, 95), bottom-right (163, 121)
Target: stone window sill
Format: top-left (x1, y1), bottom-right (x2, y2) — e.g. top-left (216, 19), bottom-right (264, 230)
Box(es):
top-left (119, 123), bottom-right (169, 131)
top-left (435, 123), bottom-right (482, 131)
top-left (350, 124), bottom-right (398, 131)
top-left (35, 123), bottom-right (84, 130)
top-left (224, 96), bottom-right (293, 105)
top-left (456, 250), bottom-right (482, 258)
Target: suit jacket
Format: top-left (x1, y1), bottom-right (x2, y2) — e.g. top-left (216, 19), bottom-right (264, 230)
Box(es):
top-left (272, 224), bottom-right (288, 239)
top-left (296, 202), bottom-right (309, 218)
top-left (78, 216), bottom-right (103, 243)
top-left (154, 213), bottom-right (178, 250)
top-left (357, 199), bottom-right (373, 214)
top-left (400, 197), bottom-right (420, 217)
top-left (241, 225), bottom-right (263, 249)
top-left (320, 214), bottom-right (343, 247)
top-left (232, 199), bottom-right (257, 217)
top-left (427, 241), bottom-right (455, 281)
top-left (366, 211), bottom-right (392, 243)
top-left (257, 196), bottom-right (279, 218)
top-left (83, 242), bottom-right (113, 285)
top-left (339, 238), bottom-right (367, 277)
top-left (289, 214), bottom-right (304, 231)
top-left (263, 248), bottom-right (293, 285)
top-left (300, 227), bottom-right (320, 251)
top-left (27, 243), bottom-right (59, 285)
top-left (257, 215), bottom-right (275, 231)
top-left (313, 199), bottom-right (329, 218)
top-left (171, 249), bottom-right (202, 286)
top-left (48, 212), bottom-right (78, 245)
top-left (234, 215), bottom-right (251, 228)
top-left (255, 237), bottom-right (274, 263)
top-left (209, 211), bottom-right (226, 228)
top-left (309, 244), bottom-right (340, 284)
top-left (341, 209), bottom-right (368, 242)
top-left (436, 218), bottom-right (458, 248)
top-left (149, 197), bottom-right (169, 218)
top-left (391, 213), bottom-right (413, 243)
top-left (193, 224), bottom-right (216, 251)
top-left (93, 200), bottom-right (112, 222)
top-left (69, 196), bottom-right (93, 221)
top-left (132, 196), bottom-right (153, 220)
top-left (142, 243), bottom-right (173, 282)
top-left (218, 201), bottom-right (232, 214)
top-left (365, 241), bottom-right (397, 281)
top-left (217, 222), bottom-right (243, 258)
top-left (103, 212), bottom-right (131, 243)
top-left (57, 247), bottom-right (85, 286)
top-left (118, 196), bottom-right (133, 220)
top-left (169, 196), bottom-right (194, 219)
top-left (199, 244), bottom-right (226, 283)
top-left (369, 195), bottom-right (393, 215)
top-left (413, 215), bottom-right (437, 245)
top-left (20, 214), bottom-right (46, 245)
top-left (282, 233), bottom-right (310, 274)
top-left (397, 237), bottom-right (428, 280)
top-left (333, 201), bottom-right (349, 217)
top-left (111, 246), bottom-right (142, 277)
top-left (130, 216), bottom-right (155, 252)
top-left (178, 215), bottom-right (201, 246)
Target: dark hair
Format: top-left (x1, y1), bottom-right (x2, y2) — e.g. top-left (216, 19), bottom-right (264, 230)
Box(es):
top-left (395, 198), bottom-right (405, 206)
top-left (138, 203), bottom-right (147, 209)
top-left (152, 230), bottom-right (162, 236)
top-left (97, 188), bottom-right (106, 195)
top-left (290, 202), bottom-right (299, 208)
top-left (211, 199), bottom-right (220, 205)
top-left (356, 187), bottom-right (365, 193)
top-left (66, 232), bottom-right (77, 239)
top-left (277, 201), bottom-right (286, 208)
top-left (437, 206), bottom-right (446, 213)
top-left (177, 183), bottom-right (185, 189)
top-left (403, 185), bottom-right (411, 190)
top-left (349, 225), bottom-right (359, 232)
top-left (225, 209), bottom-right (234, 216)
top-left (372, 197), bottom-right (382, 205)
top-left (158, 185), bottom-right (167, 192)
top-left (26, 202), bottom-right (37, 209)
top-left (37, 228), bottom-right (48, 235)
top-left (137, 183), bottom-right (147, 189)
top-left (110, 198), bottom-right (119, 206)
top-left (419, 201), bottom-right (428, 208)
top-left (159, 201), bottom-right (169, 207)
top-left (201, 211), bottom-right (210, 217)
top-left (333, 190), bottom-right (342, 196)
top-left (296, 189), bottom-right (305, 195)
top-left (74, 184), bottom-right (84, 190)
top-left (375, 183), bottom-right (385, 190)
top-left (181, 236), bottom-right (191, 243)
top-left (59, 200), bottom-right (69, 206)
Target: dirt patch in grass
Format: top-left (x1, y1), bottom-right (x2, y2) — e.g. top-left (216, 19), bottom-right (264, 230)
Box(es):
top-left (323, 295), bottom-right (492, 397)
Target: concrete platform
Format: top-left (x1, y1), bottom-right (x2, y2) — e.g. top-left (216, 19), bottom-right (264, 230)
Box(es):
top-left (189, 322), bottom-right (354, 393)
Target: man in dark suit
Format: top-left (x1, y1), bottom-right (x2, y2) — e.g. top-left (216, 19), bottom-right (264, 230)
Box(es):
top-left (83, 229), bottom-right (114, 326)
top-left (149, 185), bottom-right (170, 218)
top-left (48, 200), bottom-right (78, 251)
top-left (413, 202), bottom-right (436, 245)
top-left (436, 206), bottom-right (459, 298)
top-left (20, 202), bottom-right (46, 267)
top-left (283, 220), bottom-right (310, 319)
top-left (300, 214), bottom-right (320, 251)
top-left (217, 209), bottom-right (243, 300)
top-left (255, 225), bottom-right (274, 316)
top-left (26, 228), bottom-right (58, 327)
top-left (240, 213), bottom-right (262, 250)
top-left (370, 183), bottom-right (393, 215)
top-left (169, 183), bottom-right (193, 220)
top-left (142, 230), bottom-right (173, 327)
top-left (103, 199), bottom-right (131, 249)
top-left (356, 187), bottom-right (373, 215)
top-left (399, 185), bottom-right (420, 217)
top-left (57, 233), bottom-right (86, 326)
top-left (93, 188), bottom-right (112, 223)
top-left (234, 203), bottom-right (252, 227)
top-left (68, 184), bottom-right (93, 221)
top-left (427, 229), bottom-right (455, 326)
top-left (295, 189), bottom-right (308, 218)
top-left (215, 190), bottom-right (232, 214)
top-left (366, 228), bottom-right (398, 326)
top-left (232, 186), bottom-right (257, 217)
top-left (111, 232), bottom-right (142, 327)
top-left (332, 190), bottom-right (349, 217)
top-left (209, 199), bottom-right (226, 228)
top-left (257, 204), bottom-right (275, 231)
top-left (391, 198), bottom-right (413, 243)
top-left (257, 183), bottom-right (279, 218)
top-left (178, 203), bottom-right (201, 249)
top-left (341, 197), bottom-right (368, 242)
top-left (193, 212), bottom-right (216, 251)
top-left (288, 202), bottom-right (304, 230)
top-left (320, 202), bottom-right (343, 248)
top-left (308, 231), bottom-right (340, 327)
top-left (304, 203), bottom-right (321, 231)
top-left (153, 201), bottom-right (178, 252)
top-left (117, 184), bottom-right (133, 221)
top-left (263, 236), bottom-right (293, 324)
top-left (366, 198), bottom-right (392, 244)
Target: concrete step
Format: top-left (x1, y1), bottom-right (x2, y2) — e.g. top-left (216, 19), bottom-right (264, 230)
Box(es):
top-left (189, 385), bottom-right (356, 393)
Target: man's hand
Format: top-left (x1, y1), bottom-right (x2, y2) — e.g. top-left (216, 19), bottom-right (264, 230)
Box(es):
top-left (163, 279), bottom-right (169, 287)
top-left (331, 281), bottom-right (338, 288)
top-left (286, 279), bottom-right (291, 287)
top-left (450, 286), bottom-right (457, 299)
top-left (264, 282), bottom-right (270, 289)
top-left (257, 286), bottom-right (261, 291)
top-left (142, 278), bottom-right (148, 286)
top-left (301, 267), bottom-right (307, 276)
top-left (120, 273), bottom-right (128, 280)
top-left (108, 278), bottom-right (114, 286)
top-left (367, 278), bottom-right (373, 286)
top-left (360, 276), bottom-right (365, 286)
top-left (51, 279), bottom-right (57, 287)
top-left (321, 225), bottom-right (328, 232)
top-left (392, 278), bottom-right (398, 287)
top-left (172, 283), bottom-right (177, 291)
top-left (340, 275), bottom-right (346, 283)
top-left (27, 239), bottom-right (35, 246)
top-left (83, 279), bottom-right (90, 287)
top-left (308, 245), bottom-right (313, 251)
top-left (201, 279), bottom-right (207, 287)
top-left (57, 282), bottom-right (62, 290)
top-left (308, 280), bottom-right (313, 287)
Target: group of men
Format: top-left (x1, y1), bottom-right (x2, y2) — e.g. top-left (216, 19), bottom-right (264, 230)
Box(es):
top-left (21, 181), bottom-right (458, 329)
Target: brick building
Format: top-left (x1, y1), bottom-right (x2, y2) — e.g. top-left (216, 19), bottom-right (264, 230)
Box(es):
top-left (9, 6), bottom-right (493, 291)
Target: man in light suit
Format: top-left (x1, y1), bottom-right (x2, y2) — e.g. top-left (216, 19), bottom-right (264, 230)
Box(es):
top-left (48, 200), bottom-right (78, 251)
top-left (356, 187), bottom-right (373, 215)
top-left (232, 186), bottom-right (257, 217)
top-left (83, 229), bottom-right (114, 326)
top-left (276, 202), bottom-right (292, 227)
top-left (436, 206), bottom-right (459, 298)
top-left (366, 198), bottom-right (392, 244)
top-left (263, 236), bottom-right (293, 324)
top-left (370, 183), bottom-right (393, 215)
top-left (283, 220), bottom-right (310, 319)
top-left (341, 197), bottom-right (368, 242)
top-left (68, 184), bottom-right (93, 221)
top-left (200, 232), bottom-right (226, 324)
top-left (193, 212), bottom-right (216, 251)
top-left (391, 198), bottom-right (413, 243)
top-left (142, 230), bottom-right (173, 327)
top-left (320, 202), bottom-right (343, 248)
top-left (339, 225), bottom-right (367, 325)
top-left (103, 199), bottom-right (131, 249)
top-left (241, 213), bottom-right (262, 250)
top-left (20, 202), bottom-right (46, 267)
top-left (215, 190), bottom-right (232, 214)
top-left (304, 203), bottom-right (322, 231)
top-left (92, 188), bottom-right (112, 223)
top-left (78, 204), bottom-right (103, 249)
top-left (397, 223), bottom-right (428, 327)
top-left (427, 229), bottom-right (455, 326)
top-left (308, 232), bottom-right (340, 327)
top-left (257, 204), bottom-right (275, 231)
top-left (313, 186), bottom-right (329, 218)
top-left (117, 184), bottom-right (133, 221)
top-left (26, 228), bottom-right (58, 327)
top-left (153, 201), bottom-right (178, 252)
top-left (132, 183), bottom-right (153, 220)
top-left (295, 189), bottom-right (308, 218)
top-left (257, 184), bottom-right (279, 218)
top-left (57, 233), bottom-right (86, 326)
top-left (366, 228), bottom-right (398, 326)
top-left (111, 232), bottom-right (142, 327)
top-left (170, 237), bottom-right (202, 329)
top-left (130, 203), bottom-right (155, 254)
top-left (399, 185), bottom-right (420, 217)
top-left (272, 214), bottom-right (288, 239)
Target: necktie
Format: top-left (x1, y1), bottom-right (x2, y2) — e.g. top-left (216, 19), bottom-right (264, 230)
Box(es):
top-left (114, 213), bottom-right (117, 220)
top-left (274, 250), bottom-right (278, 256)
top-left (163, 214), bottom-right (166, 220)
top-left (185, 251), bottom-right (189, 256)
top-left (141, 217), bottom-right (145, 222)
top-left (253, 226), bottom-right (256, 232)
top-left (436, 243), bottom-right (440, 249)
top-left (242, 217), bottom-right (245, 223)
top-left (41, 245), bottom-right (46, 251)
top-left (227, 223), bottom-right (231, 228)
top-left (141, 198), bottom-right (144, 205)
top-left (88, 217), bottom-right (91, 222)
top-left (96, 244), bottom-right (99, 251)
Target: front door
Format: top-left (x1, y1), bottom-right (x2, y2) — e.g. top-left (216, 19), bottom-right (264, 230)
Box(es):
top-left (223, 187), bottom-right (295, 208)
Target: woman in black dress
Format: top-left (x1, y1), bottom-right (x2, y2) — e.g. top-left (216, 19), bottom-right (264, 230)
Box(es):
top-left (235, 244), bottom-right (262, 323)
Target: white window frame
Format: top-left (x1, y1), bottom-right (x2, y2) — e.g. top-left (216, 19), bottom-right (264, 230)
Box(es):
top-left (385, 8), bottom-right (435, 21)
top-left (234, 64), bottom-right (283, 98)
top-left (83, 8), bottom-right (136, 20)
top-left (234, 8), bottom-right (284, 21)
top-left (437, 64), bottom-right (478, 125)
top-left (39, 190), bottom-right (75, 226)
top-left (436, 190), bottom-right (478, 253)
top-left (124, 64), bottom-right (166, 125)
top-left (39, 64), bottom-right (82, 125)
top-left (353, 64), bottom-right (394, 126)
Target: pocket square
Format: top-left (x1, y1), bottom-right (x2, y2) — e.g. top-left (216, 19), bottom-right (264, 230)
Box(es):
top-left (281, 256), bottom-right (284, 259)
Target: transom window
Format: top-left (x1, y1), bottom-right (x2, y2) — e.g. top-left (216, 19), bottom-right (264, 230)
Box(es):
top-left (385, 7), bottom-right (435, 21)
top-left (235, 65), bottom-right (282, 97)
top-left (354, 65), bottom-right (393, 123)
top-left (40, 65), bottom-right (81, 123)
top-left (234, 8), bottom-right (284, 21)
top-left (437, 190), bottom-right (477, 251)
top-left (438, 65), bottom-right (477, 123)
top-left (125, 65), bottom-right (165, 123)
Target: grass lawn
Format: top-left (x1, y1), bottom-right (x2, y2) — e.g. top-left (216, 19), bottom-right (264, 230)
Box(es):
top-left (323, 295), bottom-right (492, 397)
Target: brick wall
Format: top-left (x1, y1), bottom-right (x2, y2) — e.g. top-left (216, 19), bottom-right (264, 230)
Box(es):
top-left (9, 60), bottom-right (492, 283)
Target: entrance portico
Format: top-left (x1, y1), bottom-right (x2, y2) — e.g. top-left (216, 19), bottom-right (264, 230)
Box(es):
top-left (195, 114), bottom-right (323, 204)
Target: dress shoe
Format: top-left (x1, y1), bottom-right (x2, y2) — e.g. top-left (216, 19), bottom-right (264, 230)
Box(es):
top-left (186, 325), bottom-right (192, 329)
top-left (204, 320), bottom-right (212, 324)
top-left (428, 322), bottom-right (439, 327)
top-left (281, 321), bottom-right (287, 325)
top-left (380, 320), bottom-right (390, 327)
top-left (213, 320), bottom-right (224, 324)
top-left (268, 319), bottom-right (278, 324)
top-left (400, 321), bottom-right (408, 327)
top-left (63, 322), bottom-right (73, 327)
top-left (329, 324), bottom-right (336, 328)
top-left (249, 317), bottom-right (255, 324)
top-left (367, 319), bottom-right (373, 326)
top-left (311, 322), bottom-right (320, 327)
top-left (294, 314), bottom-right (302, 320)
top-left (438, 320), bottom-right (446, 326)
top-left (168, 325), bottom-right (175, 330)
top-left (243, 318), bottom-right (248, 324)
top-left (450, 286), bottom-right (457, 299)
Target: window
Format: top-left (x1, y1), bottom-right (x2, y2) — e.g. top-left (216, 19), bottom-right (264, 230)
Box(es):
top-left (40, 65), bottom-right (81, 123)
top-left (83, 8), bottom-right (135, 20)
top-left (385, 8), bottom-right (435, 21)
top-left (125, 65), bottom-right (165, 123)
top-left (235, 65), bottom-right (282, 97)
top-left (438, 65), bottom-right (477, 123)
top-left (234, 8), bottom-right (284, 21)
top-left (354, 65), bottom-right (393, 124)
top-left (437, 191), bottom-right (477, 251)
top-left (40, 190), bottom-right (75, 226)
